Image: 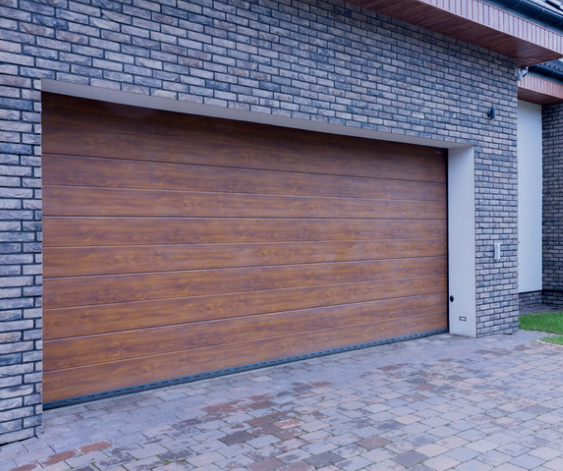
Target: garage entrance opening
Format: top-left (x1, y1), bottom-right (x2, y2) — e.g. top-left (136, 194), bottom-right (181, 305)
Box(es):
top-left (42, 93), bottom-right (448, 406)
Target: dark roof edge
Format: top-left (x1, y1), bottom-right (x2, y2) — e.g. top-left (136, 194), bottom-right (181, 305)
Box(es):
top-left (483, 0), bottom-right (563, 32)
top-left (529, 63), bottom-right (563, 83)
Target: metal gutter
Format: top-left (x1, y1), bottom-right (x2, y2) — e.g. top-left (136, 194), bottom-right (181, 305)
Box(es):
top-left (485, 1), bottom-right (563, 78)
top-left (529, 63), bottom-right (563, 82)
top-left (484, 0), bottom-right (563, 31)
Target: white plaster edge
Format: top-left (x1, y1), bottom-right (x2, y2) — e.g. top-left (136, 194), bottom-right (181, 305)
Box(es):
top-left (448, 146), bottom-right (477, 337)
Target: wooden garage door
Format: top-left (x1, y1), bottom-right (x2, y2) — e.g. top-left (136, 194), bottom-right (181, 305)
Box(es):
top-left (42, 93), bottom-right (448, 404)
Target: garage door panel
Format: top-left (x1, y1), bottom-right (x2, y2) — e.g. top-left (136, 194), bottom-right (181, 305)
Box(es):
top-left (44, 257), bottom-right (446, 309)
top-left (45, 185), bottom-right (447, 220)
top-left (43, 93), bottom-right (447, 404)
top-left (44, 239), bottom-right (447, 278)
top-left (42, 98), bottom-right (446, 179)
top-left (45, 275), bottom-right (447, 340)
top-left (44, 155), bottom-right (447, 202)
top-left (46, 95), bottom-right (438, 167)
top-left (43, 310), bottom-right (447, 403)
top-left (45, 293), bottom-right (447, 370)
top-left (44, 217), bottom-right (447, 247)
top-left (43, 123), bottom-right (447, 183)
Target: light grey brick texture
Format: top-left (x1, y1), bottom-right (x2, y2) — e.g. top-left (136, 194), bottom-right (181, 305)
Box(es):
top-left (0, 0), bottom-right (519, 444)
top-left (543, 102), bottom-right (563, 307)
top-left (519, 290), bottom-right (543, 309)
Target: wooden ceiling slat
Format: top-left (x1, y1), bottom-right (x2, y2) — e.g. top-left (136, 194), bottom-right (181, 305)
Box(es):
top-left (345, 0), bottom-right (563, 66)
top-left (518, 74), bottom-right (563, 104)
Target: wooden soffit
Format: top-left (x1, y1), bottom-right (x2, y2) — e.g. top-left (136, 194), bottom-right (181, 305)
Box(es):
top-left (518, 74), bottom-right (563, 103)
top-left (345, 0), bottom-right (563, 67)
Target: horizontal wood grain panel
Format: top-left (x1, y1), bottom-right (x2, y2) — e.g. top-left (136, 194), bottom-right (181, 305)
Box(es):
top-left (44, 275), bottom-right (447, 339)
top-left (44, 217), bottom-right (447, 247)
top-left (43, 155), bottom-right (447, 202)
top-left (42, 123), bottom-right (447, 183)
top-left (518, 74), bottom-right (563, 105)
top-left (44, 239), bottom-right (447, 278)
top-left (44, 257), bottom-right (446, 309)
top-left (43, 310), bottom-right (447, 402)
top-left (42, 93), bottom-right (448, 403)
top-left (42, 96), bottom-right (446, 175)
top-left (44, 293), bottom-right (445, 370)
top-left (44, 185), bottom-right (446, 220)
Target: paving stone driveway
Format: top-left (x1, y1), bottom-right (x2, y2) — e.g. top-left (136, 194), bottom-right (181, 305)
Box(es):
top-left (3, 330), bottom-right (563, 471)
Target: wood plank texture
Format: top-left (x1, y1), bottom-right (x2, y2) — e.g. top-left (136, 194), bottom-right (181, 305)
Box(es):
top-left (518, 74), bottom-right (563, 105)
top-left (45, 293), bottom-right (444, 370)
top-left (344, 0), bottom-right (563, 67)
top-left (44, 239), bottom-right (447, 277)
top-left (42, 93), bottom-right (448, 403)
top-left (43, 217), bottom-right (447, 247)
top-left (43, 155), bottom-right (447, 201)
top-left (43, 311), bottom-right (446, 403)
top-left (44, 258), bottom-right (446, 309)
top-left (44, 185), bottom-right (447, 220)
top-left (44, 275), bottom-right (446, 339)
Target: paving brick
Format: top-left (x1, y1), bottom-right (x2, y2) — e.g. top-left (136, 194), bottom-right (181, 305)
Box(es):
top-left (543, 457), bottom-right (563, 470)
top-left (509, 453), bottom-right (546, 469)
top-left (219, 431), bottom-right (254, 446)
top-left (392, 451), bottom-right (426, 467)
top-left (423, 455), bottom-right (460, 471)
top-left (304, 452), bottom-right (342, 468)
top-left (357, 437), bottom-right (390, 450)
top-left (416, 444), bottom-right (449, 457)
top-left (478, 450), bottom-right (512, 466)
top-left (247, 457), bottom-right (284, 471)
top-left (529, 447), bottom-right (562, 460)
top-left (42, 451), bottom-right (77, 467)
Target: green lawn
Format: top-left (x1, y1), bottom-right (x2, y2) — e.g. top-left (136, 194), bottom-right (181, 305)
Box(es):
top-left (520, 312), bottom-right (563, 345)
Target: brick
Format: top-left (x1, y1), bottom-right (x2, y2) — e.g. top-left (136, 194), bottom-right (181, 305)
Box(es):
top-left (0, 376), bottom-right (22, 389)
top-left (0, 405), bottom-right (34, 421)
top-left (43, 450), bottom-right (77, 466)
top-left (0, 223), bottom-right (21, 233)
top-left (0, 332), bottom-right (21, 342)
top-left (79, 440), bottom-right (113, 454)
top-left (0, 427), bottom-right (34, 446)
top-left (0, 276), bottom-right (34, 288)
top-left (543, 103), bottom-right (563, 310)
top-left (0, 353), bottom-right (21, 366)
top-left (0, 341), bottom-right (33, 354)
top-left (0, 417), bottom-right (24, 434)
top-left (0, 254), bottom-right (34, 264)
top-left (0, 397), bottom-right (22, 410)
top-left (0, 320), bottom-right (34, 332)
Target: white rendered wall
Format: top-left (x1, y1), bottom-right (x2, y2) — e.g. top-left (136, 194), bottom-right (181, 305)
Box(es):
top-left (517, 101), bottom-right (543, 293)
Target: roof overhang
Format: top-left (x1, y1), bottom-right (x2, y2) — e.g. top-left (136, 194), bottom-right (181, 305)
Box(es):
top-left (518, 73), bottom-right (563, 103)
top-left (344, 0), bottom-right (563, 67)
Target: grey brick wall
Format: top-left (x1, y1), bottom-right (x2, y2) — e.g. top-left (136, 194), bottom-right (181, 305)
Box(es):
top-left (519, 290), bottom-right (543, 308)
top-left (543, 102), bottom-right (563, 307)
top-left (0, 0), bottom-right (519, 444)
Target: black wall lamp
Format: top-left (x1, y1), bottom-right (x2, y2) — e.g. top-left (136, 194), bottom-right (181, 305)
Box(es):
top-left (487, 105), bottom-right (496, 120)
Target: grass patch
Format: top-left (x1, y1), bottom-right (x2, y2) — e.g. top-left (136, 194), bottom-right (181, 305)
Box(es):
top-left (520, 311), bottom-right (563, 344)
top-left (541, 335), bottom-right (563, 346)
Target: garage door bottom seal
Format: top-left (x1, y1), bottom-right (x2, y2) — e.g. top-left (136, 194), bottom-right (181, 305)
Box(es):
top-left (44, 328), bottom-right (448, 410)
